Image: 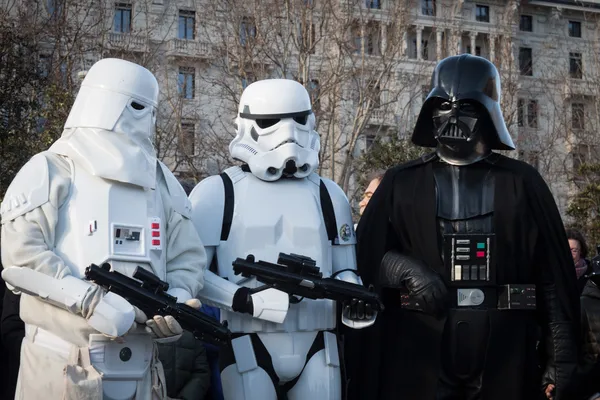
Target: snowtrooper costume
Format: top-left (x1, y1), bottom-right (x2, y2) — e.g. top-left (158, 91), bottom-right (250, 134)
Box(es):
top-left (188, 79), bottom-right (376, 400)
top-left (0, 58), bottom-right (206, 400)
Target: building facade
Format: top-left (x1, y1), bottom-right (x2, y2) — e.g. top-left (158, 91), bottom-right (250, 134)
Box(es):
top-left (4, 0), bottom-right (600, 217)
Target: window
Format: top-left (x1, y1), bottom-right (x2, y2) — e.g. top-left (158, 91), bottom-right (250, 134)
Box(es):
top-left (517, 98), bottom-right (538, 128)
top-left (519, 47), bottom-right (532, 76)
top-left (113, 3), bottom-right (132, 33)
top-left (422, 0), bottom-right (435, 16)
top-left (422, 40), bottom-right (429, 60)
top-left (178, 123), bottom-right (195, 157)
top-left (309, 79), bottom-right (320, 111)
top-left (572, 144), bottom-right (599, 172)
top-left (466, 45), bottom-right (481, 56)
top-left (365, 0), bottom-right (381, 9)
top-left (352, 22), bottom-right (362, 54)
top-left (365, 22), bottom-right (381, 55)
top-left (569, 52), bottom-right (583, 79)
top-left (239, 17), bottom-right (256, 47)
top-left (47, 0), bottom-right (63, 19)
top-left (368, 82), bottom-right (381, 108)
top-left (572, 103), bottom-right (585, 130)
top-left (520, 15), bottom-right (532, 32)
top-left (475, 5), bottom-right (489, 23)
top-left (527, 100), bottom-right (538, 128)
top-left (241, 74), bottom-right (256, 89)
top-left (178, 10), bottom-right (195, 40)
top-left (178, 67), bottom-right (195, 99)
top-left (569, 21), bottom-right (581, 38)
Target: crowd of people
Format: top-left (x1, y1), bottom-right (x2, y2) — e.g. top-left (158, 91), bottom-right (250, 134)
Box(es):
top-left (0, 54), bottom-right (599, 400)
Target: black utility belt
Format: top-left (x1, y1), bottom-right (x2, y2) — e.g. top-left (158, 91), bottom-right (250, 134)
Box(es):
top-left (401, 284), bottom-right (536, 311)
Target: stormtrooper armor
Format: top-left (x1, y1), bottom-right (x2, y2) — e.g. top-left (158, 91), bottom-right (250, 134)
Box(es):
top-left (1, 58), bottom-right (206, 400)
top-left (189, 79), bottom-right (375, 400)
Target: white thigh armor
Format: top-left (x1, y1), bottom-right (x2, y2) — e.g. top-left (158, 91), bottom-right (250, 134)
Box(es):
top-left (88, 333), bottom-right (154, 400)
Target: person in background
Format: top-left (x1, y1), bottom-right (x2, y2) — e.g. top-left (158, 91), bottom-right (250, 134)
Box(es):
top-left (578, 272), bottom-right (600, 400)
top-left (358, 170), bottom-right (386, 217)
top-left (566, 228), bottom-right (593, 294)
top-left (156, 330), bottom-right (211, 400)
top-left (0, 256), bottom-right (25, 400)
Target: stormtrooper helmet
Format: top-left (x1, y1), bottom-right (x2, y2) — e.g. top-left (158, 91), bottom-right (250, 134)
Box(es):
top-left (64, 58), bottom-right (159, 151)
top-left (229, 79), bottom-right (321, 181)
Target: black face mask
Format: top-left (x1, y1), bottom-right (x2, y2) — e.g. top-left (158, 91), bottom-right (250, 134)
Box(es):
top-left (433, 101), bottom-right (481, 145)
top-left (432, 100), bottom-right (491, 165)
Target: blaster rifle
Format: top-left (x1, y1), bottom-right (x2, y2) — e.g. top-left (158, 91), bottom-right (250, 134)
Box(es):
top-left (232, 253), bottom-right (384, 312)
top-left (84, 263), bottom-right (231, 346)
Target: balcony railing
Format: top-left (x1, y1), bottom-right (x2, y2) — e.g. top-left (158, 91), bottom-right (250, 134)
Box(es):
top-left (167, 39), bottom-right (213, 58)
top-left (106, 32), bottom-right (147, 51)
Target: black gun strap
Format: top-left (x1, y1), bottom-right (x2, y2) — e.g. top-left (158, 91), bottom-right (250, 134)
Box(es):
top-left (219, 172), bottom-right (234, 241)
top-left (319, 180), bottom-right (339, 245)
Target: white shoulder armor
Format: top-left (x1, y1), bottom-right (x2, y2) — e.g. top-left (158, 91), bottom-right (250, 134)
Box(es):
top-left (158, 161), bottom-right (192, 219)
top-left (1, 152), bottom-right (51, 224)
top-left (189, 175), bottom-right (225, 247)
top-left (320, 177), bottom-right (356, 245)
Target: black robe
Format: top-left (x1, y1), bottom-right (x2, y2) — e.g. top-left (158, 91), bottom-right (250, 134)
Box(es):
top-left (345, 152), bottom-right (580, 400)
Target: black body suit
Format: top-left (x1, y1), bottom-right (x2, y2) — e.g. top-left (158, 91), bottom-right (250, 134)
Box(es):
top-left (345, 55), bottom-right (581, 400)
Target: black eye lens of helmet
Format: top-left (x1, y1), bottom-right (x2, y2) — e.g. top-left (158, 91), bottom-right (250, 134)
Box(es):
top-left (439, 102), bottom-right (452, 111)
top-left (460, 102), bottom-right (477, 114)
top-left (131, 101), bottom-right (146, 110)
top-left (293, 115), bottom-right (308, 125)
top-left (256, 118), bottom-right (280, 129)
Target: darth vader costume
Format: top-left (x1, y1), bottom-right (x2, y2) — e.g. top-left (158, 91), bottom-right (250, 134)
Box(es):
top-left (346, 55), bottom-right (580, 400)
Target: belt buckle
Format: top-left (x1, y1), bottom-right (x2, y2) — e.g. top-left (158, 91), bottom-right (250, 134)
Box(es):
top-left (456, 288), bottom-right (485, 307)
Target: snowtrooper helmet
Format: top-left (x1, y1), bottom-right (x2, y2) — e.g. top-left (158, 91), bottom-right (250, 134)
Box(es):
top-left (229, 79), bottom-right (321, 181)
top-left (64, 58), bottom-right (159, 152)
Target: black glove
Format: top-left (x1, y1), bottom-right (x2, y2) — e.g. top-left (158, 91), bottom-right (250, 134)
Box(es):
top-left (380, 250), bottom-right (448, 316)
top-left (540, 283), bottom-right (578, 400)
top-left (232, 287), bottom-right (254, 315)
top-left (342, 297), bottom-right (376, 321)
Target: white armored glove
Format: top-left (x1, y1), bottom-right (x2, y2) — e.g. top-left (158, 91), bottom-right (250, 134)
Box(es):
top-left (134, 298), bottom-right (202, 343)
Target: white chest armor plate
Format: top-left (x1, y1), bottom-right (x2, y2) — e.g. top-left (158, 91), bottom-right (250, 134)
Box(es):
top-left (54, 160), bottom-right (167, 280)
top-left (217, 169), bottom-right (335, 333)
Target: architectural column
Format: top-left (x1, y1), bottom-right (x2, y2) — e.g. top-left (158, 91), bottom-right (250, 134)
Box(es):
top-left (416, 25), bottom-right (423, 60)
top-left (360, 23), bottom-right (365, 54)
top-left (469, 32), bottom-right (477, 55)
top-left (436, 29), bottom-right (443, 60)
top-left (381, 24), bottom-right (388, 56)
top-left (402, 31), bottom-right (408, 57)
top-left (489, 34), bottom-right (496, 63)
top-left (452, 30), bottom-right (462, 55)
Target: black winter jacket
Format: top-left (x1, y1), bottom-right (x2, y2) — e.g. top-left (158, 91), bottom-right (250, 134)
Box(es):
top-left (157, 330), bottom-right (211, 400)
top-left (579, 279), bottom-right (600, 399)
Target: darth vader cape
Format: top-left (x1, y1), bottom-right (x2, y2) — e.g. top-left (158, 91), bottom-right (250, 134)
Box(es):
top-left (344, 152), bottom-right (580, 400)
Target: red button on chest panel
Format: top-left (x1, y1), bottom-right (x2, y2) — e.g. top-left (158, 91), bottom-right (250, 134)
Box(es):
top-left (149, 217), bottom-right (162, 250)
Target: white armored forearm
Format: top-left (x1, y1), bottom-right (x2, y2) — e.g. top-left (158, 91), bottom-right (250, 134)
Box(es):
top-left (2, 266), bottom-right (135, 337)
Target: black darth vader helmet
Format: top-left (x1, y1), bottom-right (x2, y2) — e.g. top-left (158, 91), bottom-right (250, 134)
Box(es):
top-left (412, 54), bottom-right (515, 151)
